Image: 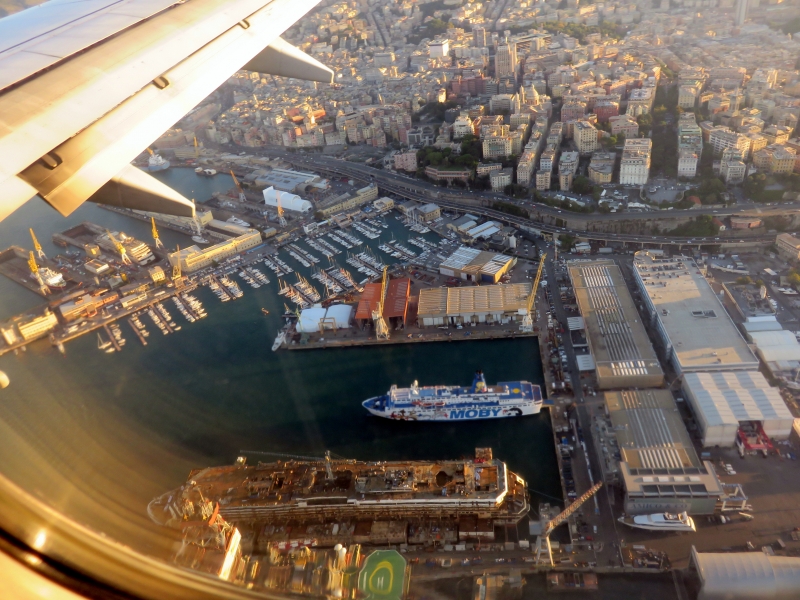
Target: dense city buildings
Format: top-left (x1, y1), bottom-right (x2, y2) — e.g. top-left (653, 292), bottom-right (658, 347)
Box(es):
top-left (619, 138), bottom-right (652, 185)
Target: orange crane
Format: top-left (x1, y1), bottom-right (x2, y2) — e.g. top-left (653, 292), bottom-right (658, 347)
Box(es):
top-left (30, 228), bottom-right (46, 260)
top-left (275, 190), bottom-right (287, 226)
top-left (151, 217), bottom-right (164, 249)
top-left (230, 170), bottom-right (246, 202)
top-left (27, 251), bottom-right (49, 294)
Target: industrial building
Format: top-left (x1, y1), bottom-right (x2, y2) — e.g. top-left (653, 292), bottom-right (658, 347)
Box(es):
top-left (262, 186), bottom-right (312, 213)
top-left (296, 304), bottom-right (353, 333)
top-left (602, 389), bottom-right (727, 515)
top-left (168, 230), bottom-right (262, 273)
top-left (256, 168), bottom-right (320, 193)
top-left (416, 283), bottom-right (531, 327)
top-left (633, 252), bottom-right (759, 374)
top-left (681, 371), bottom-right (794, 447)
top-left (438, 246), bottom-right (515, 283)
top-left (354, 279), bottom-right (410, 327)
top-left (568, 260), bottom-right (664, 389)
top-left (690, 546), bottom-right (800, 600)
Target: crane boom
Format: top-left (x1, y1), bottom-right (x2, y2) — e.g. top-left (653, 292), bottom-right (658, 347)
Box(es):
top-left (535, 481), bottom-right (603, 565)
top-left (106, 230), bottom-right (132, 265)
top-left (372, 266), bottom-right (390, 340)
top-left (150, 217), bottom-right (164, 249)
top-left (230, 170), bottom-right (246, 202)
top-left (30, 228), bottom-right (46, 260)
top-left (520, 252), bottom-right (546, 333)
top-left (27, 251), bottom-right (49, 294)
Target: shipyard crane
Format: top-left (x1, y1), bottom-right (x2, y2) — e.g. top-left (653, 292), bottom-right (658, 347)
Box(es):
top-left (146, 147), bottom-right (154, 156)
top-left (534, 482), bottom-right (602, 566)
top-left (372, 266), bottom-right (390, 340)
top-left (150, 217), bottom-right (164, 249)
top-left (520, 253), bottom-right (546, 333)
top-left (27, 251), bottom-right (49, 294)
top-left (275, 190), bottom-right (287, 226)
top-left (172, 245), bottom-right (182, 282)
top-left (193, 136), bottom-right (199, 160)
top-left (106, 230), bottom-right (132, 265)
top-left (29, 228), bottom-right (46, 260)
top-left (230, 170), bottom-right (246, 202)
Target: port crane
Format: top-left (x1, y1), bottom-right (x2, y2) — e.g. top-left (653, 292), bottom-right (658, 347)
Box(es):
top-left (193, 136), bottom-right (199, 159)
top-left (534, 481), bottom-right (603, 566)
top-left (230, 170), bottom-right (246, 202)
top-left (520, 252), bottom-right (546, 333)
top-left (30, 228), bottom-right (46, 260)
top-left (275, 190), bottom-right (287, 226)
top-left (106, 230), bottom-right (132, 265)
top-left (150, 217), bottom-right (164, 249)
top-left (27, 251), bottom-right (49, 294)
top-left (372, 266), bottom-right (390, 340)
top-left (172, 245), bottom-right (182, 282)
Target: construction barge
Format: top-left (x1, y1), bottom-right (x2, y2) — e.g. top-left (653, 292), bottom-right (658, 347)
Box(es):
top-left (148, 448), bottom-right (529, 551)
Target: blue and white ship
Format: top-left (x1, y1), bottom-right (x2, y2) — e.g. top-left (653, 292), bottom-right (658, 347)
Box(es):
top-left (362, 371), bottom-right (543, 421)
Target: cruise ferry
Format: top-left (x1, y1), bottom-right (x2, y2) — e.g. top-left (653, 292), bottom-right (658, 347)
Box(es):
top-left (141, 153), bottom-right (170, 172)
top-left (618, 511), bottom-right (696, 533)
top-left (39, 266), bottom-right (66, 288)
top-left (362, 371), bottom-right (543, 421)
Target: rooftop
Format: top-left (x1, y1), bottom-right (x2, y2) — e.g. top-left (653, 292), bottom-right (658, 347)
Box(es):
top-left (634, 252), bottom-right (758, 372)
top-left (417, 284), bottom-right (531, 318)
top-left (568, 260), bottom-right (663, 385)
top-left (605, 389), bottom-right (700, 470)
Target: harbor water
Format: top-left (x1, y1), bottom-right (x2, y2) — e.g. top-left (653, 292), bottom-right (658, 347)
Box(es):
top-left (0, 170), bottom-right (560, 554)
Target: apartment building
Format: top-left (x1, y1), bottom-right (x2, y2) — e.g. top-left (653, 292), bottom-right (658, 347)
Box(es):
top-left (753, 144), bottom-right (796, 174)
top-left (709, 127), bottom-right (750, 158)
top-left (482, 135), bottom-right (512, 158)
top-left (608, 114), bottom-right (639, 138)
top-left (619, 138), bottom-right (652, 185)
top-left (588, 152), bottom-right (615, 184)
top-left (574, 121), bottom-right (599, 154)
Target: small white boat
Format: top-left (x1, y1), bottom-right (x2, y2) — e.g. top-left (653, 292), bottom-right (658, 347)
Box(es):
top-left (272, 329), bottom-right (286, 352)
top-left (618, 511), bottom-right (696, 532)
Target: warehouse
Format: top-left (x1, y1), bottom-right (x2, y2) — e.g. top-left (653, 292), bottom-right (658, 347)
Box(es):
top-left (633, 252), bottom-right (759, 374)
top-left (383, 278), bottom-right (410, 327)
top-left (748, 330), bottom-right (800, 378)
top-left (438, 246), bottom-right (515, 283)
top-left (355, 283), bottom-right (382, 326)
top-left (297, 305), bottom-right (353, 333)
top-left (416, 283), bottom-right (531, 327)
top-left (690, 547), bottom-right (800, 600)
top-left (604, 389), bottom-right (726, 515)
top-left (262, 186), bottom-right (313, 213)
top-left (682, 371), bottom-right (794, 447)
top-left (568, 260), bottom-right (664, 389)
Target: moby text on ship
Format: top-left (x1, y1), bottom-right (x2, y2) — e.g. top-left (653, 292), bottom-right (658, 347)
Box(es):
top-left (362, 371), bottom-right (543, 421)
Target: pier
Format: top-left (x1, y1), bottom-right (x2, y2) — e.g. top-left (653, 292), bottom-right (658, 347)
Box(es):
top-left (127, 317), bottom-right (147, 346)
top-left (102, 324), bottom-right (121, 352)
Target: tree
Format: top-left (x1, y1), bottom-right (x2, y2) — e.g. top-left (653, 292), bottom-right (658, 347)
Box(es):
top-left (559, 234), bottom-right (576, 252)
top-left (736, 276), bottom-right (753, 285)
top-left (788, 271), bottom-right (800, 288)
top-left (572, 175), bottom-right (593, 195)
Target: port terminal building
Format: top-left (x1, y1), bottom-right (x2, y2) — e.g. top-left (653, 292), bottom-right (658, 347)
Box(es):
top-left (416, 283), bottom-right (531, 327)
top-left (168, 230), bottom-right (262, 273)
top-left (438, 246), bottom-right (515, 284)
top-left (598, 389), bottom-right (730, 515)
top-left (568, 260), bottom-right (664, 389)
top-left (633, 252), bottom-right (759, 374)
top-left (681, 371), bottom-right (794, 447)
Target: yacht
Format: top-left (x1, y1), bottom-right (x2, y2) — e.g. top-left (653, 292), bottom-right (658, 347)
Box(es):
top-left (618, 511), bottom-right (696, 532)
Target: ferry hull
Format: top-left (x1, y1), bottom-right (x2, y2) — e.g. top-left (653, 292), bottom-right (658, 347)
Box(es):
top-left (363, 398), bottom-right (541, 421)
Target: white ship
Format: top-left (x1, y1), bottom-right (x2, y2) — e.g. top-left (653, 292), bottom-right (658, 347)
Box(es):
top-left (363, 371), bottom-right (543, 422)
top-left (272, 329), bottom-right (286, 351)
top-left (618, 512), bottom-right (696, 533)
top-left (142, 153), bottom-right (170, 172)
top-left (226, 216), bottom-right (250, 227)
top-left (39, 267), bottom-right (66, 288)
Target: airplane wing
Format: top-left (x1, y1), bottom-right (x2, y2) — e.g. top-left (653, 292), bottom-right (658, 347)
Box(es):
top-left (0, 0), bottom-right (333, 222)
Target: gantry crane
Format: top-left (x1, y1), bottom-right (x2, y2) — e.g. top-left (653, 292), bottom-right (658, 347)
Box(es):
top-left (151, 217), bottom-right (164, 249)
top-left (534, 482), bottom-right (602, 566)
top-left (106, 230), bottom-right (131, 265)
top-left (275, 190), bottom-right (287, 226)
top-left (230, 170), bottom-right (246, 202)
top-left (372, 266), bottom-right (390, 340)
top-left (520, 252), bottom-right (546, 333)
top-left (28, 251), bottom-right (49, 294)
top-left (30, 228), bottom-right (46, 260)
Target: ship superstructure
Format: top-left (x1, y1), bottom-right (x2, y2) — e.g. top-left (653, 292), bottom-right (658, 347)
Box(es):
top-left (95, 230), bottom-right (155, 265)
top-left (362, 371), bottom-right (543, 421)
top-left (148, 449), bottom-right (529, 540)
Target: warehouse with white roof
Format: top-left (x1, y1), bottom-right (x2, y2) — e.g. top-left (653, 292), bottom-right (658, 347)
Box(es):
top-left (263, 186), bottom-right (312, 213)
top-left (681, 371), bottom-right (794, 447)
top-left (691, 546), bottom-right (800, 600)
top-left (438, 246), bottom-right (515, 283)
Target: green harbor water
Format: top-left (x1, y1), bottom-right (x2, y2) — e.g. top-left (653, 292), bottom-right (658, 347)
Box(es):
top-left (0, 169), bottom-right (559, 553)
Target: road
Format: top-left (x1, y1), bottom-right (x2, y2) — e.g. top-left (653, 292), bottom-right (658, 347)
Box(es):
top-left (268, 148), bottom-right (800, 223)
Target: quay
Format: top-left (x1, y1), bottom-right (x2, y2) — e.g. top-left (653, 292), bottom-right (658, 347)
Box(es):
top-left (284, 327), bottom-right (537, 350)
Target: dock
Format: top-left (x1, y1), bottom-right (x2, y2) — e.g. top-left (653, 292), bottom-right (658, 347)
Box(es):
top-left (103, 324), bottom-right (121, 352)
top-left (285, 328), bottom-right (537, 350)
top-left (127, 317), bottom-right (147, 346)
